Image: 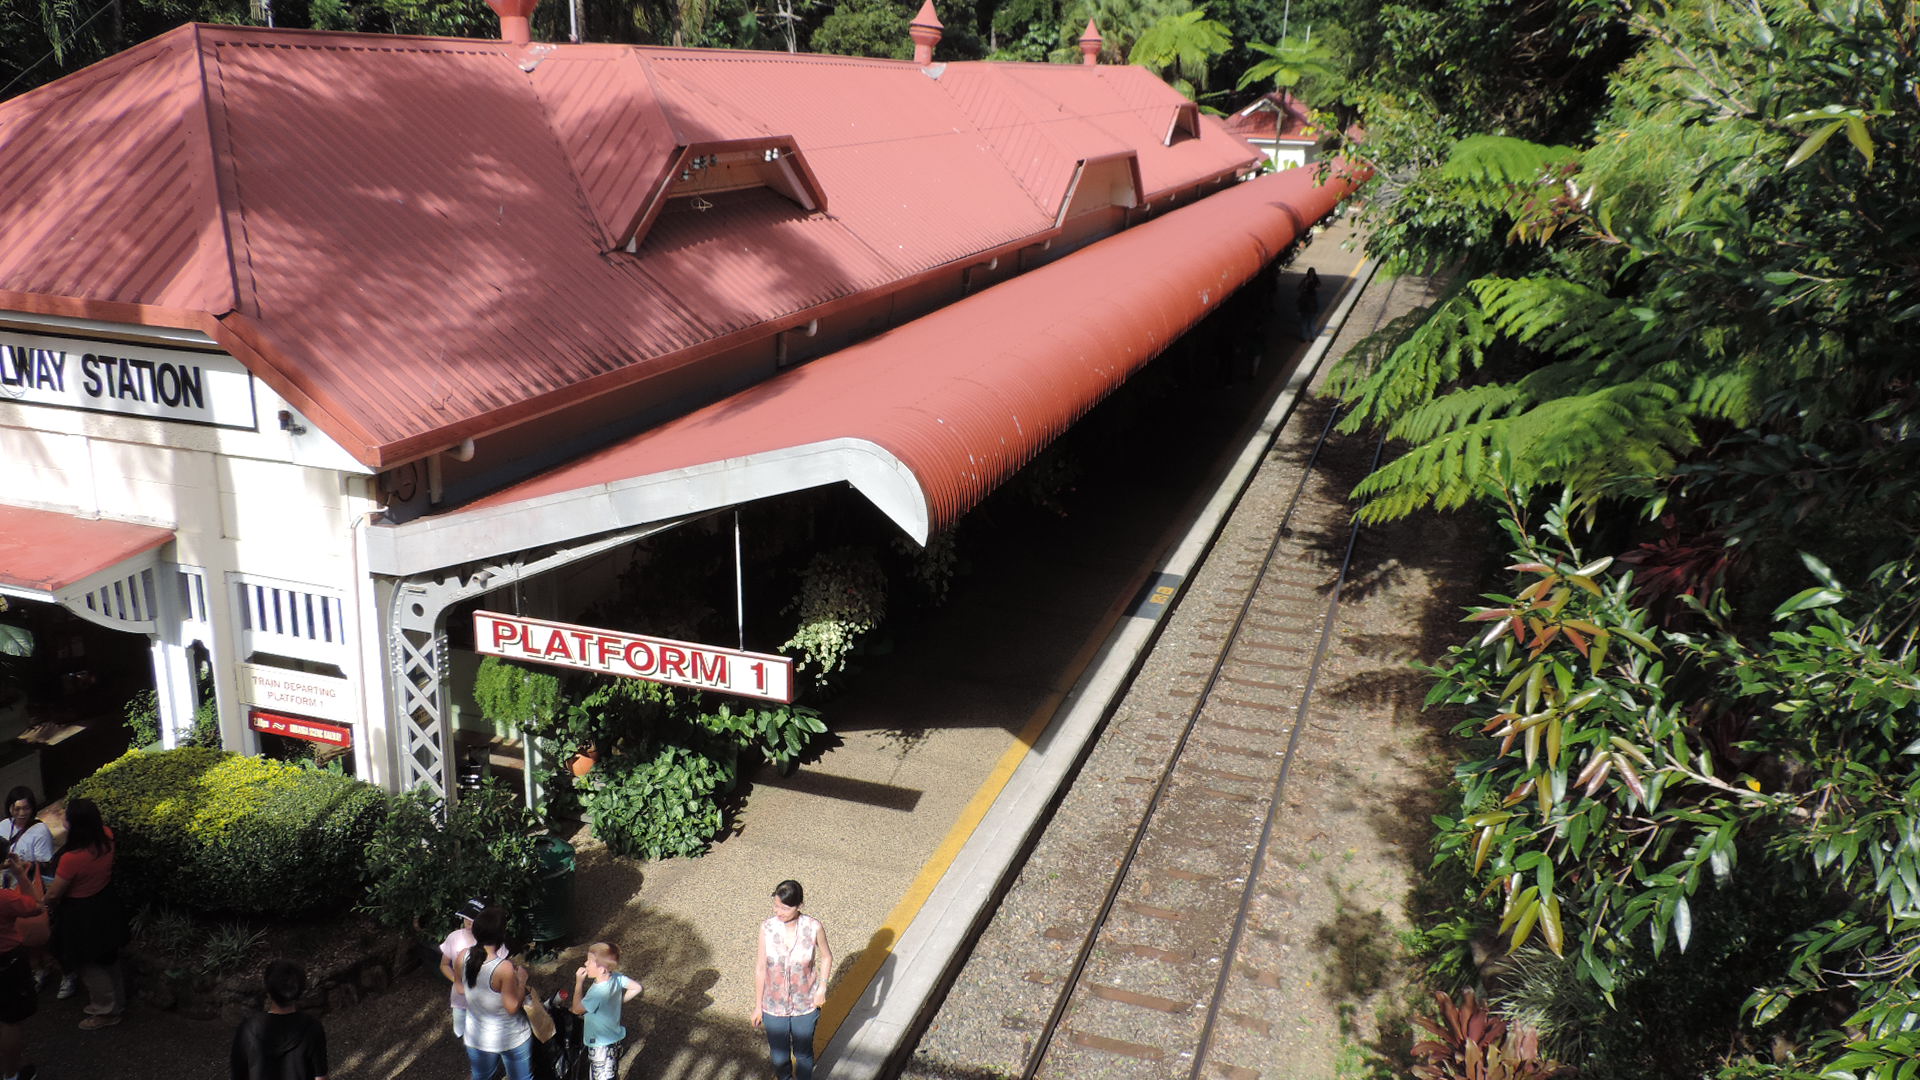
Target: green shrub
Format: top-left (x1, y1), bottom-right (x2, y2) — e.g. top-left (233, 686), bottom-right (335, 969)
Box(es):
top-left (694, 701), bottom-right (826, 773)
top-left (580, 743), bottom-right (736, 861)
top-left (360, 779), bottom-right (541, 939)
top-left (71, 747), bottom-right (386, 916)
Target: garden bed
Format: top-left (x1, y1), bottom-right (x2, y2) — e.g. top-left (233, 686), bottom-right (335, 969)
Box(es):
top-left (123, 908), bottom-right (423, 1025)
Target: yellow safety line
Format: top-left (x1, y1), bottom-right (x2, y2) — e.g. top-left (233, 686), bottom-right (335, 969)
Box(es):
top-left (816, 583), bottom-right (1137, 1045)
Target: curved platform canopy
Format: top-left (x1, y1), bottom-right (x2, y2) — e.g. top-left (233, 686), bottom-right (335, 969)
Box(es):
top-left (366, 165), bottom-right (1363, 576)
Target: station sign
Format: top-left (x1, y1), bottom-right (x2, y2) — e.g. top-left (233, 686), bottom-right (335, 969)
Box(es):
top-left (249, 709), bottom-right (353, 748)
top-left (474, 611), bottom-right (795, 703)
top-left (237, 662), bottom-right (355, 724)
top-left (0, 331), bottom-right (258, 430)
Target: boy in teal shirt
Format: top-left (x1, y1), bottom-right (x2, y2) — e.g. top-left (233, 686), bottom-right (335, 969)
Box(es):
top-left (571, 942), bottom-right (642, 1080)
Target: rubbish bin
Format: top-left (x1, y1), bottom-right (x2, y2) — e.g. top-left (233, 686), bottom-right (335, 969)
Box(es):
top-left (526, 835), bottom-right (575, 945)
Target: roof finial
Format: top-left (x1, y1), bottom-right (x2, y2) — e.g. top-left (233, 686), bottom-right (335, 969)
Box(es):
top-left (486, 0), bottom-right (539, 46)
top-left (910, 1), bottom-right (945, 66)
top-left (1078, 20), bottom-right (1103, 66)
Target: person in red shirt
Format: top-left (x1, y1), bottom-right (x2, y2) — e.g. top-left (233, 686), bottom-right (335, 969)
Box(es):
top-left (44, 799), bottom-right (128, 1030)
top-left (0, 844), bottom-right (45, 1080)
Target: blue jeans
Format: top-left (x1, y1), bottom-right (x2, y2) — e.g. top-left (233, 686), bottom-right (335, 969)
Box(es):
top-left (466, 1036), bottom-right (533, 1080)
top-left (763, 1008), bottom-right (820, 1080)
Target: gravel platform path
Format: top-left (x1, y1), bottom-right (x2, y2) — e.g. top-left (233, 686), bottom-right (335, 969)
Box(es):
top-left (902, 269), bottom-right (1483, 1080)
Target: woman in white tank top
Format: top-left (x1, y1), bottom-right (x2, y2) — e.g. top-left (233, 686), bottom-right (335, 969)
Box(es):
top-left (461, 906), bottom-right (533, 1080)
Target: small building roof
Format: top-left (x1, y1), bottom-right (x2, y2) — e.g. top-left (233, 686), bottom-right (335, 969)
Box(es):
top-left (1223, 89), bottom-right (1321, 144)
top-left (0, 25), bottom-right (1257, 468)
top-left (0, 504), bottom-right (173, 601)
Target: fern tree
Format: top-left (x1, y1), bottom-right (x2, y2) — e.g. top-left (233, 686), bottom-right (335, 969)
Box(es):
top-left (1347, 2), bottom-right (1920, 1077)
top-left (1127, 6), bottom-right (1231, 98)
top-left (1333, 0), bottom-right (1920, 541)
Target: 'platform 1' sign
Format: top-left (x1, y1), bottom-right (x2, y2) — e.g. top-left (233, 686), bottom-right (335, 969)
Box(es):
top-left (474, 611), bottom-right (796, 704)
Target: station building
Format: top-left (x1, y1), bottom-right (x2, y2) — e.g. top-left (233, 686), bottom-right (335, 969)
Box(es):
top-left (0, 2), bottom-right (1359, 799)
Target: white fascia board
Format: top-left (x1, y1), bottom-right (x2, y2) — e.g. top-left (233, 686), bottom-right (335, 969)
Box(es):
top-left (0, 582), bottom-right (57, 603)
top-left (363, 437), bottom-right (930, 578)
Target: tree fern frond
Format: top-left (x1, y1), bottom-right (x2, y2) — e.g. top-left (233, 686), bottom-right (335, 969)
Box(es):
top-left (1513, 382), bottom-right (1693, 482)
top-left (1471, 277), bottom-right (1658, 371)
top-left (1352, 381), bottom-right (1696, 522)
top-left (1332, 286), bottom-right (1493, 432)
top-left (1439, 135), bottom-right (1581, 187)
top-left (1387, 382), bottom-right (1529, 443)
top-left (1686, 369), bottom-right (1757, 423)
top-left (1511, 358), bottom-right (1611, 402)
top-left (1353, 425), bottom-right (1498, 522)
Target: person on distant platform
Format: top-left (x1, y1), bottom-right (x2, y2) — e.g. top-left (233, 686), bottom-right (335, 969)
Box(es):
top-left (751, 880), bottom-right (833, 1080)
top-left (571, 941), bottom-right (641, 1080)
top-left (1296, 266), bottom-right (1323, 342)
top-left (230, 959), bottom-right (327, 1080)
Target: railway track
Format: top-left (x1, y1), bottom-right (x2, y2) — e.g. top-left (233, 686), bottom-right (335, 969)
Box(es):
top-left (1009, 404), bottom-right (1389, 1080)
top-left (900, 260), bottom-right (1455, 1080)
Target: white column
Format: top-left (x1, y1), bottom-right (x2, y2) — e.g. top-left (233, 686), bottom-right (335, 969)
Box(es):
top-left (148, 636), bottom-right (195, 750)
top-left (148, 566), bottom-right (199, 750)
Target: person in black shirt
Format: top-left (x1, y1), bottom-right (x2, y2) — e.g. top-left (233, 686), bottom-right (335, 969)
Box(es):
top-left (231, 960), bottom-right (327, 1080)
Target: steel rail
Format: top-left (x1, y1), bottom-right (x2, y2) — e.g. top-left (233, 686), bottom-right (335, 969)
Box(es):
top-left (1184, 432), bottom-right (1388, 1080)
top-left (1015, 413), bottom-right (1350, 1080)
top-left (1015, 270), bottom-right (1404, 1080)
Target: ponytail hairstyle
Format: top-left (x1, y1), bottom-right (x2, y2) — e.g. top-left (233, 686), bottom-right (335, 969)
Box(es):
top-left (464, 906), bottom-right (510, 990)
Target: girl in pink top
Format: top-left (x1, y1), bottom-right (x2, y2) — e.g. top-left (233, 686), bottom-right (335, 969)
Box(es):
top-left (751, 880), bottom-right (833, 1080)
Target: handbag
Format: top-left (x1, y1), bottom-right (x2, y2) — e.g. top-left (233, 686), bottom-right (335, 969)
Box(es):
top-left (15, 864), bottom-right (49, 949)
top-left (524, 986), bottom-right (557, 1043)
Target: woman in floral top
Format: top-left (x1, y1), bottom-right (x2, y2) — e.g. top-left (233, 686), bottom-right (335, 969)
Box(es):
top-left (751, 880), bottom-right (833, 1080)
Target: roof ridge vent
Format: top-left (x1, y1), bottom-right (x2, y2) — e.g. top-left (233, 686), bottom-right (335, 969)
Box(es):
top-left (909, 1), bottom-right (944, 66)
top-left (486, 0), bottom-right (539, 46)
top-left (1078, 20), bottom-right (1103, 65)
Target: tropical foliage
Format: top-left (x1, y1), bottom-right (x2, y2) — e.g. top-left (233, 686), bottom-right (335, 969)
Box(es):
top-left (361, 778), bottom-right (543, 935)
top-left (1324, 0), bottom-right (1920, 1076)
top-left (1125, 5), bottom-right (1229, 97)
top-left (1235, 35), bottom-right (1335, 94)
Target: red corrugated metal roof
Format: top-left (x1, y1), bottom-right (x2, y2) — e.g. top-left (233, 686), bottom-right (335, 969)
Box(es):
top-left (0, 24), bottom-right (1258, 468)
top-left (1224, 91), bottom-right (1321, 143)
top-left (452, 166), bottom-right (1361, 540)
top-left (0, 504), bottom-right (174, 597)
top-left (0, 29), bottom-right (234, 320)
top-left (527, 46), bottom-right (679, 248)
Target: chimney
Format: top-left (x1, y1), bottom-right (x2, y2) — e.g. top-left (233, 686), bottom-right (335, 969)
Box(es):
top-left (1077, 20), bottom-right (1103, 66)
top-left (487, 0), bottom-right (539, 46)
top-left (909, 1), bottom-right (944, 66)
